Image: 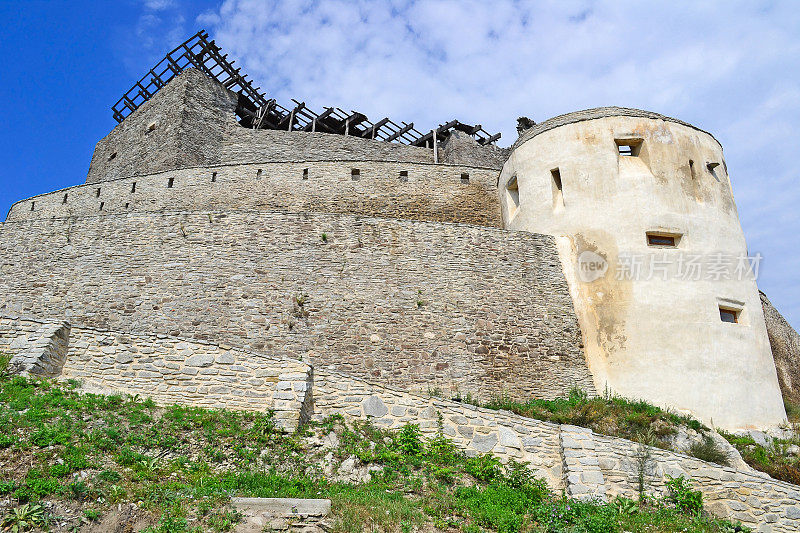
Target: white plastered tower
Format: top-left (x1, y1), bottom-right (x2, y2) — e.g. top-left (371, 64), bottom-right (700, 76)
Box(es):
top-left (499, 107), bottom-right (786, 430)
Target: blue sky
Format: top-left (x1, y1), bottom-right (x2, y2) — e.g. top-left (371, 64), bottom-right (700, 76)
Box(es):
top-left (1, 0), bottom-right (799, 328)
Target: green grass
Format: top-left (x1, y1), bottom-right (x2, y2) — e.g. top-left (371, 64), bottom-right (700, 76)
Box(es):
top-left (479, 388), bottom-right (707, 449)
top-left (0, 373), bottom-right (750, 532)
top-left (718, 429), bottom-right (800, 485)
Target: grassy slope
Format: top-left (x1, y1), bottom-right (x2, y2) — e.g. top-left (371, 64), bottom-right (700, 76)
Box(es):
top-left (473, 389), bottom-right (800, 485)
top-left (0, 375), bottom-right (752, 533)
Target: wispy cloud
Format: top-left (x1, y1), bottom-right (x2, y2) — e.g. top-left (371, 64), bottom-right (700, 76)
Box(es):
top-left (197, 0), bottom-right (800, 325)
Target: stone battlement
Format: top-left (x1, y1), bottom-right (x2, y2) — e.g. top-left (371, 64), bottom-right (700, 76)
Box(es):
top-left (7, 159), bottom-right (501, 228)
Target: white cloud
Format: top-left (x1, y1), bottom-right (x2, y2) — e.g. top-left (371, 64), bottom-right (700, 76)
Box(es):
top-left (200, 0), bottom-right (800, 326)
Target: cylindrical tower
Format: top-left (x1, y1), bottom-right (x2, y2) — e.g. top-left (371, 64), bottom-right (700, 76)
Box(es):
top-left (500, 107), bottom-right (785, 430)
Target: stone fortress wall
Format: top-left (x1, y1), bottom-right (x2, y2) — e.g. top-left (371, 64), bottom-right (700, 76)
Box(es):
top-left (84, 68), bottom-right (506, 186)
top-left (0, 209), bottom-right (594, 402)
top-left (6, 160), bottom-right (501, 228)
top-left (499, 110), bottom-right (787, 430)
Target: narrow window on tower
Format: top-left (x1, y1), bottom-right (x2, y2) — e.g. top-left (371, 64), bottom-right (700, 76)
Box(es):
top-left (167, 177), bottom-right (174, 188)
top-left (461, 172), bottom-right (470, 184)
top-left (351, 168), bottom-right (360, 180)
top-left (62, 193), bottom-right (68, 204)
top-left (96, 188), bottom-right (101, 198)
top-left (256, 169), bottom-right (262, 179)
top-left (399, 170), bottom-right (408, 182)
top-left (30, 202), bottom-right (35, 211)
top-left (551, 168), bottom-right (564, 210)
top-left (211, 172), bottom-right (217, 182)
top-left (505, 175), bottom-right (520, 217)
top-left (303, 168), bottom-right (309, 180)
top-left (131, 182), bottom-right (136, 193)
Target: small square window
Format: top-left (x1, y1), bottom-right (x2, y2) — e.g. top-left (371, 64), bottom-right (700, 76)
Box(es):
top-left (646, 232), bottom-right (680, 247)
top-left (399, 170), bottom-right (408, 182)
top-left (461, 173), bottom-right (470, 184)
top-left (615, 138), bottom-right (642, 157)
top-left (719, 307), bottom-right (739, 323)
top-left (351, 168), bottom-right (360, 180)
top-left (256, 169), bottom-right (262, 179)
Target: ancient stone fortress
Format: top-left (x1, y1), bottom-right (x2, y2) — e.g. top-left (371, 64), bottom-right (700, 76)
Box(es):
top-left (2, 31), bottom-right (800, 529)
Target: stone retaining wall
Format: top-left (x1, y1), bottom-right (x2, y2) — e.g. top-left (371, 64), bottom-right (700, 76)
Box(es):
top-left (0, 316), bottom-right (71, 376)
top-left (313, 368), bottom-right (567, 489)
top-left (0, 316), bottom-right (311, 431)
top-left (312, 368), bottom-right (800, 532)
top-left (7, 160), bottom-right (501, 228)
top-left (0, 210), bottom-right (592, 403)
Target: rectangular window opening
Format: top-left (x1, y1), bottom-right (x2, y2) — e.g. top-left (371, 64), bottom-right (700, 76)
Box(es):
top-left (719, 307), bottom-right (740, 324)
top-left (96, 188), bottom-right (101, 198)
top-left (551, 168), bottom-right (564, 210)
top-left (124, 202), bottom-right (129, 209)
top-left (646, 232), bottom-right (680, 247)
top-left (506, 175), bottom-right (520, 216)
top-left (399, 170), bottom-right (408, 182)
top-left (302, 168), bottom-right (309, 180)
top-left (99, 202), bottom-right (104, 211)
top-left (62, 193), bottom-right (68, 204)
top-left (351, 168), bottom-right (360, 180)
top-left (167, 177), bottom-right (174, 188)
top-left (211, 172), bottom-right (217, 182)
top-left (256, 169), bottom-right (262, 179)
top-left (30, 202), bottom-right (35, 211)
top-left (616, 139), bottom-right (642, 157)
top-left (131, 182), bottom-right (136, 193)
top-left (461, 172), bottom-right (470, 184)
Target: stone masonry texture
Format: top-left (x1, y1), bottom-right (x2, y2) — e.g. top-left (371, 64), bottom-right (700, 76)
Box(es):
top-left (9, 160), bottom-right (502, 228)
top-left (85, 69), bottom-right (505, 185)
top-left (0, 316), bottom-right (311, 431)
top-left (0, 210), bottom-right (593, 402)
top-left (313, 367), bottom-right (800, 532)
top-left (761, 291), bottom-right (800, 404)
top-left (3, 314), bottom-right (795, 530)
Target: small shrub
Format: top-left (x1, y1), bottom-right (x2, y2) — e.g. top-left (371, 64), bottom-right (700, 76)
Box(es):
top-left (666, 475), bottom-right (703, 516)
top-left (97, 469), bottom-right (121, 483)
top-left (612, 495), bottom-right (638, 515)
top-left (689, 434), bottom-right (730, 466)
top-left (2, 503), bottom-right (47, 532)
top-left (83, 508), bottom-right (101, 521)
top-left (395, 424), bottom-right (424, 458)
top-left (465, 454), bottom-right (502, 483)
